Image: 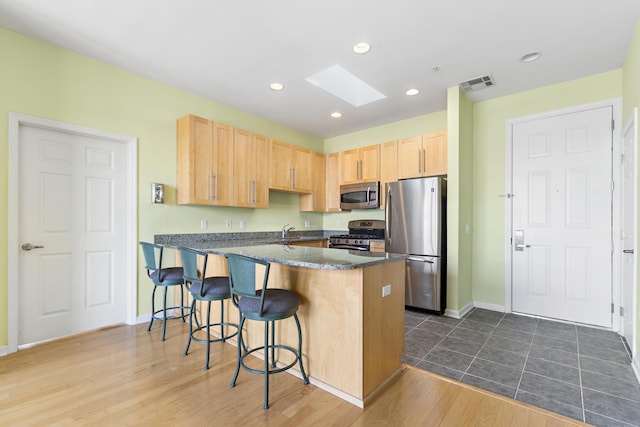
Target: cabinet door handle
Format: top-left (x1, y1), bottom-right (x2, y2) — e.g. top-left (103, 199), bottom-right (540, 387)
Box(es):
top-left (209, 173), bottom-right (214, 200)
top-left (252, 180), bottom-right (256, 203)
top-left (293, 168), bottom-right (296, 188)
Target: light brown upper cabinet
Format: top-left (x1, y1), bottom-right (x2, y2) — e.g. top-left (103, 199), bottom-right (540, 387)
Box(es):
top-left (397, 131), bottom-right (447, 179)
top-left (300, 151), bottom-right (326, 212)
top-left (379, 140), bottom-right (398, 210)
top-left (340, 144), bottom-right (380, 185)
top-left (177, 114), bottom-right (234, 206)
top-left (269, 139), bottom-right (312, 193)
top-left (325, 152), bottom-right (341, 212)
top-left (234, 129), bottom-right (269, 208)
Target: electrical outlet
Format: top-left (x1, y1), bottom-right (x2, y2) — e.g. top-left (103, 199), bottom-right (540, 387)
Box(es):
top-left (239, 220), bottom-right (246, 229)
top-left (382, 284), bottom-right (391, 297)
top-left (304, 220), bottom-right (310, 228)
top-left (225, 219), bottom-right (232, 229)
top-left (200, 219), bottom-right (207, 229)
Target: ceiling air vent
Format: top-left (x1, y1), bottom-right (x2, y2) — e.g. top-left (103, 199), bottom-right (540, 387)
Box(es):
top-left (460, 75), bottom-right (495, 92)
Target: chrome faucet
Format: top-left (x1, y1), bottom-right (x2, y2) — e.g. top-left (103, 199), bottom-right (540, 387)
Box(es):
top-left (282, 224), bottom-right (295, 239)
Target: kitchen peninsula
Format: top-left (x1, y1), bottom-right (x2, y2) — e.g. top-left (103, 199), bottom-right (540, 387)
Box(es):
top-left (155, 233), bottom-right (406, 408)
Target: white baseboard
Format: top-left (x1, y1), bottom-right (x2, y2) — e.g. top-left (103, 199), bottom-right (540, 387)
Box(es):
top-left (473, 301), bottom-right (506, 313)
top-left (0, 345), bottom-right (8, 357)
top-left (444, 301), bottom-right (474, 319)
top-left (632, 356), bottom-right (640, 384)
top-left (135, 314), bottom-right (151, 325)
top-left (445, 301), bottom-right (506, 319)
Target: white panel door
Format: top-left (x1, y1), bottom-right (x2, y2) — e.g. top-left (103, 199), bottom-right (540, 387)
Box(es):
top-left (18, 125), bottom-right (127, 345)
top-left (512, 106), bottom-right (613, 327)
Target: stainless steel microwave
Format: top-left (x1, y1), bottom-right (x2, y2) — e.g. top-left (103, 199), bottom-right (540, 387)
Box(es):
top-left (339, 182), bottom-right (380, 210)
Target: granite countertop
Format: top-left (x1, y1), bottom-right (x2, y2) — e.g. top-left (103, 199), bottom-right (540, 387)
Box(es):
top-left (155, 230), bottom-right (337, 248)
top-left (154, 231), bottom-right (406, 270)
top-left (205, 244), bottom-right (406, 270)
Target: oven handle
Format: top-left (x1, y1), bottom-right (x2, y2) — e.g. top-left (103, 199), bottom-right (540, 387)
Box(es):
top-left (330, 245), bottom-right (368, 251)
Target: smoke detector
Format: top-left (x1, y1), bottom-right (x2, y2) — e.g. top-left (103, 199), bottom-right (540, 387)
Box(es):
top-left (460, 75), bottom-right (495, 92)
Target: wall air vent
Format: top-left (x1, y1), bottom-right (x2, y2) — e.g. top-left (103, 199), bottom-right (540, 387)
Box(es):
top-left (460, 75), bottom-right (495, 92)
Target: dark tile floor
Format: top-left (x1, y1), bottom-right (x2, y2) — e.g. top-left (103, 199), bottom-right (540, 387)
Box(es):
top-left (403, 307), bottom-right (640, 427)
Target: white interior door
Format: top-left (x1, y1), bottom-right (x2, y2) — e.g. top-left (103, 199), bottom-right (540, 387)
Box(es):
top-left (621, 109), bottom-right (637, 352)
top-left (18, 125), bottom-right (128, 345)
top-left (511, 106), bottom-right (613, 327)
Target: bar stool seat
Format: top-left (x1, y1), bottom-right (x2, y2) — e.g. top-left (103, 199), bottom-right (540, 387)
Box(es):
top-left (226, 253), bottom-right (309, 409)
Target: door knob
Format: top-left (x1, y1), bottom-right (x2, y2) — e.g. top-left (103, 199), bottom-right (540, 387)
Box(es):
top-left (21, 243), bottom-right (44, 251)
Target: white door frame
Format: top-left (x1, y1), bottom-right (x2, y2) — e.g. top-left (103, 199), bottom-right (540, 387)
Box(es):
top-left (7, 113), bottom-right (138, 354)
top-left (504, 98), bottom-right (622, 330)
top-left (621, 108), bottom-right (638, 356)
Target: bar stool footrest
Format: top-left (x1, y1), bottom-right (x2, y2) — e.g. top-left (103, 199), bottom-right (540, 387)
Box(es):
top-left (190, 322), bottom-right (238, 344)
top-left (240, 345), bottom-right (302, 376)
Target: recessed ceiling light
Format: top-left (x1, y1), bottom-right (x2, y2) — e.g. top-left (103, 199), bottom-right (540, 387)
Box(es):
top-left (520, 52), bottom-right (541, 63)
top-left (270, 82), bottom-right (284, 90)
top-left (352, 42), bottom-right (371, 54)
top-left (405, 88), bottom-right (420, 96)
top-left (330, 112), bottom-right (342, 118)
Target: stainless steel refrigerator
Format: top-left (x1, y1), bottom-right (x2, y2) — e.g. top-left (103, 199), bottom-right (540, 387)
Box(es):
top-left (385, 177), bottom-right (446, 313)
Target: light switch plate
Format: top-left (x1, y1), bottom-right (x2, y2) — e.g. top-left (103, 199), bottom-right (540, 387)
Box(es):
top-left (151, 183), bottom-right (164, 204)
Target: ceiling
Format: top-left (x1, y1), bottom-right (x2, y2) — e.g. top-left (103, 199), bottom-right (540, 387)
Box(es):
top-left (1, 0), bottom-right (639, 138)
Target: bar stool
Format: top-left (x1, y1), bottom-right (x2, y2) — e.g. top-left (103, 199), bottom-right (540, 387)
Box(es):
top-left (139, 242), bottom-right (190, 341)
top-left (179, 247), bottom-right (238, 370)
top-left (226, 253), bottom-right (309, 409)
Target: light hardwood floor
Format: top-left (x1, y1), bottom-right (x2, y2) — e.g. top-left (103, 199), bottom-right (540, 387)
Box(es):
top-left (0, 322), bottom-right (588, 426)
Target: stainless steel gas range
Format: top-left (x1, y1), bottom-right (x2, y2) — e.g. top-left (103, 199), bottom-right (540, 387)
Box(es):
top-left (328, 219), bottom-right (385, 251)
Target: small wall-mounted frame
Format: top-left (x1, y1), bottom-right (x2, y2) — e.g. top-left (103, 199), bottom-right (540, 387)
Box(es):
top-left (151, 183), bottom-right (164, 204)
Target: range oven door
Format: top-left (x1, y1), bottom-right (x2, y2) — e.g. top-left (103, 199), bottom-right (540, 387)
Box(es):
top-left (329, 244), bottom-right (369, 251)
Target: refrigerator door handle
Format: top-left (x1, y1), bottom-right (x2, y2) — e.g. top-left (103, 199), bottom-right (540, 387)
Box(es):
top-left (385, 187), bottom-right (392, 245)
top-left (407, 256), bottom-right (434, 264)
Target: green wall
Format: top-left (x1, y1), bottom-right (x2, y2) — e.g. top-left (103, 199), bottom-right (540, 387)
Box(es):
top-left (447, 87), bottom-right (474, 313)
top-left (622, 19), bottom-right (640, 359)
top-left (0, 28), bottom-right (324, 346)
top-left (471, 70), bottom-right (623, 306)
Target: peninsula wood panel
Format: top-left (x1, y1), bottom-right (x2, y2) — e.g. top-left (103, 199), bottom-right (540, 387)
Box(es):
top-left (362, 261), bottom-right (404, 397)
top-left (188, 253), bottom-right (405, 404)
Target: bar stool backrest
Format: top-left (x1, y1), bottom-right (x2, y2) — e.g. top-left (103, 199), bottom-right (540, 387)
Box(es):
top-left (179, 247), bottom-right (208, 296)
top-left (227, 254), bottom-right (270, 318)
top-left (140, 241), bottom-right (171, 283)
